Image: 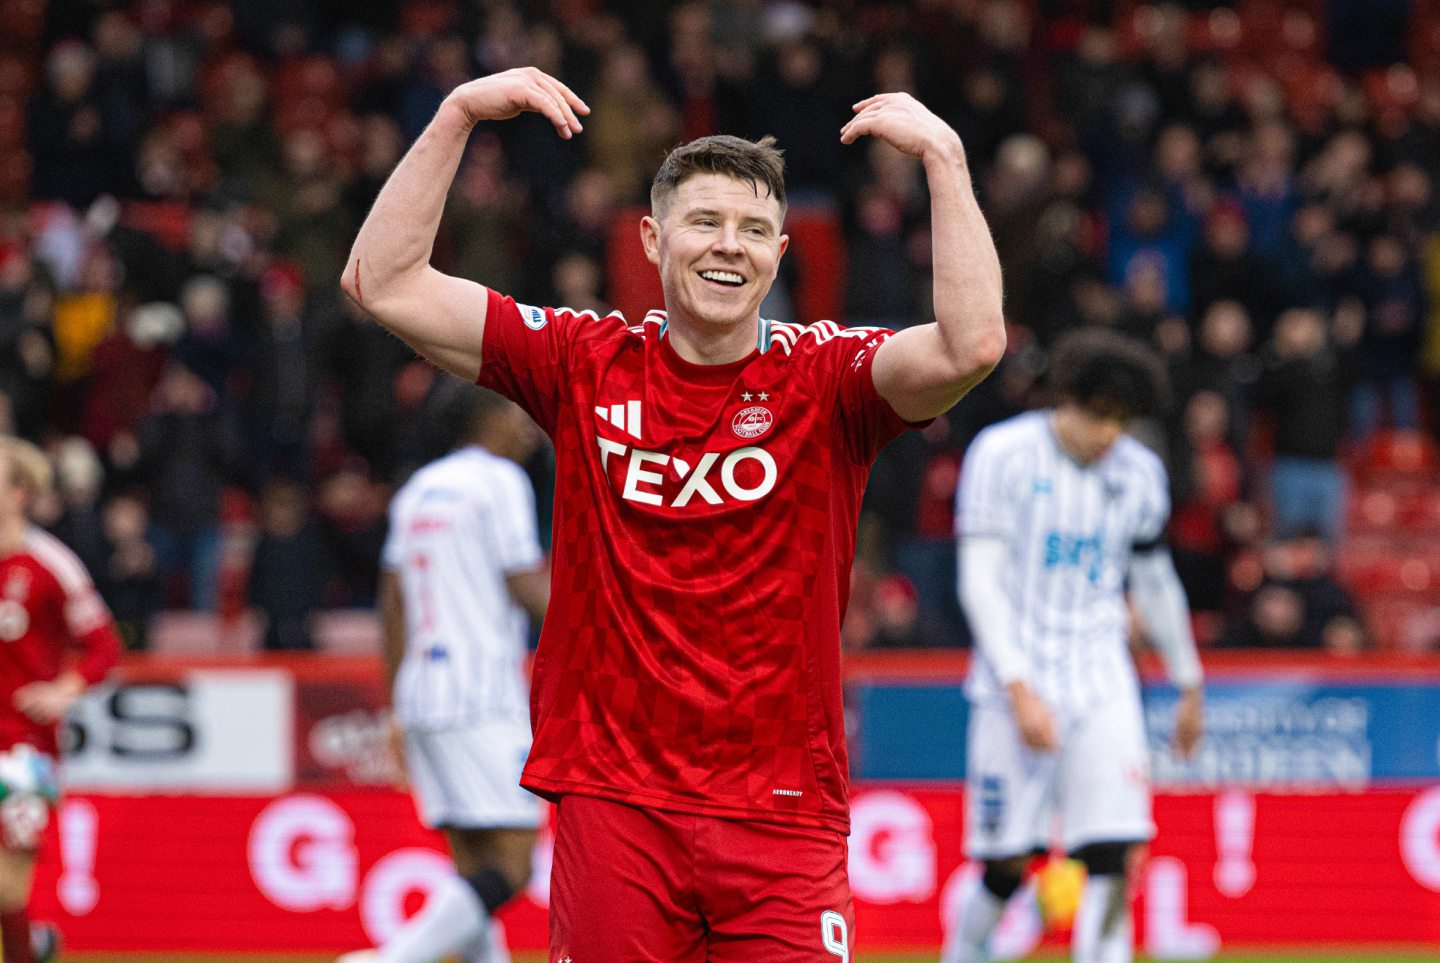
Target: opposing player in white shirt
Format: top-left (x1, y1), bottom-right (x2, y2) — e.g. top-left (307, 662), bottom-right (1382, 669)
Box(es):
top-left (943, 330), bottom-right (1205, 963)
top-left (340, 389), bottom-right (549, 963)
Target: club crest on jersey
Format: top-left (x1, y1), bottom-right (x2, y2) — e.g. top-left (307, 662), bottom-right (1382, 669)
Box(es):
top-left (731, 405), bottom-right (773, 439)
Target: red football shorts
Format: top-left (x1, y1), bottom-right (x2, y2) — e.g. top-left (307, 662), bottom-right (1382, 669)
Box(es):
top-left (549, 794), bottom-right (856, 962)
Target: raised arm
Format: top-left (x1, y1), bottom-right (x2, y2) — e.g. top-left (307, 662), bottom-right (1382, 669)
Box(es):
top-left (841, 94), bottom-right (1006, 422)
top-left (339, 68), bottom-right (589, 381)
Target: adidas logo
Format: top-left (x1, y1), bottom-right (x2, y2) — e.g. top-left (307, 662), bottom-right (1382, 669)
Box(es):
top-left (595, 400), bottom-right (643, 440)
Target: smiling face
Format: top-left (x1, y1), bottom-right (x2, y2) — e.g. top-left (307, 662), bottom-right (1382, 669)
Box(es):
top-left (641, 173), bottom-right (788, 337)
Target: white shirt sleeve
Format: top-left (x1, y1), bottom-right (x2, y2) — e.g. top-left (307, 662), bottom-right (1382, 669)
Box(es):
top-left (1132, 450), bottom-right (1172, 549)
top-left (1124, 448), bottom-right (1200, 686)
top-left (380, 490), bottom-right (406, 572)
top-left (487, 464), bottom-right (545, 575)
top-left (1129, 548), bottom-right (1203, 690)
top-left (955, 430), bottom-right (1028, 542)
top-left (960, 535), bottom-right (1033, 686)
top-left (956, 429), bottom-right (1033, 686)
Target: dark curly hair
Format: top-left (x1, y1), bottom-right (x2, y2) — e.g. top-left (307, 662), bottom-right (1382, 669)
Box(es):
top-left (1048, 328), bottom-right (1171, 419)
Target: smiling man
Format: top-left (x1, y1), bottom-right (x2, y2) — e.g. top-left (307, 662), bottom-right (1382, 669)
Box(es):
top-left (342, 66), bottom-right (1004, 962)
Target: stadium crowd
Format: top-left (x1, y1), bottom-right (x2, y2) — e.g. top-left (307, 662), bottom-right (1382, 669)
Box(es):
top-left (0, 0), bottom-right (1431, 652)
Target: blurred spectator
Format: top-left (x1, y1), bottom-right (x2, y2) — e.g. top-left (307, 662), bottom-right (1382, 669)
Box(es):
top-left (585, 43), bottom-right (679, 204)
top-left (1054, 26), bottom-right (1131, 156)
top-left (90, 10), bottom-right (151, 158)
top-left (1275, 200), bottom-right (1337, 310)
top-left (248, 479), bottom-right (332, 651)
top-left (399, 34), bottom-right (471, 143)
top-left (1170, 391), bottom-right (1244, 614)
top-left (345, 113), bottom-right (405, 226)
top-left (315, 463), bottom-right (387, 608)
top-left (48, 436), bottom-right (108, 580)
top-left (1352, 234), bottom-right (1424, 438)
top-left (129, 361), bottom-right (243, 611)
top-left (324, 295), bottom-right (413, 482)
top-left (1254, 306), bottom-right (1361, 542)
top-left (99, 493), bottom-right (159, 649)
top-left (51, 243), bottom-right (120, 387)
top-left (1327, 0), bottom-right (1411, 72)
top-left (258, 128), bottom-right (352, 289)
top-left (0, 247), bottom-right (57, 439)
top-left (752, 35), bottom-right (846, 199)
top-left (1218, 530), bottom-right (1366, 652)
top-left (27, 43), bottom-right (118, 206)
top-left (209, 56), bottom-right (283, 199)
top-left (981, 135), bottom-right (1050, 335)
top-left (173, 274), bottom-right (242, 397)
top-left (1175, 300), bottom-right (1261, 454)
top-left (551, 253), bottom-right (609, 317)
top-left (1234, 121), bottom-right (1297, 260)
top-left (845, 141), bottom-right (927, 328)
top-left (861, 575), bottom-right (945, 649)
top-left (1189, 199), bottom-right (1283, 337)
top-left (1108, 187), bottom-right (1193, 318)
top-left (243, 263), bottom-right (324, 480)
top-left (80, 301), bottom-right (177, 453)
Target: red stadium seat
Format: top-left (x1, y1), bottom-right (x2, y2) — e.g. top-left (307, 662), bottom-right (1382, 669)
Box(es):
top-left (1398, 489), bottom-right (1440, 534)
top-left (1339, 552), bottom-right (1440, 599)
top-left (0, 53), bottom-right (34, 96)
top-left (607, 206), bottom-right (664, 324)
top-left (147, 610), bottom-right (262, 655)
top-left (0, 94), bottom-right (22, 148)
top-left (1346, 486), bottom-right (1403, 534)
top-left (782, 206), bottom-right (846, 327)
top-left (1353, 429), bottom-right (1438, 479)
top-left (1362, 595), bottom-right (1440, 651)
top-left (312, 610), bottom-right (382, 655)
top-left (0, 0), bottom-right (41, 52)
top-left (0, 146), bottom-right (27, 203)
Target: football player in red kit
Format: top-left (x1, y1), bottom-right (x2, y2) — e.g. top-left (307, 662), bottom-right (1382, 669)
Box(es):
top-left (0, 437), bottom-right (120, 962)
top-left (343, 68), bottom-right (1004, 961)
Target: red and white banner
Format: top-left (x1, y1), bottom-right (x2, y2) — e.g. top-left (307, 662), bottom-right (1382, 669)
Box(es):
top-left (26, 787), bottom-right (1440, 954)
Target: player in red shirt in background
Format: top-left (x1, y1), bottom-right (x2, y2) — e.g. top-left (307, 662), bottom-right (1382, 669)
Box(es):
top-left (0, 437), bottom-right (121, 963)
top-left (343, 67), bottom-right (1004, 961)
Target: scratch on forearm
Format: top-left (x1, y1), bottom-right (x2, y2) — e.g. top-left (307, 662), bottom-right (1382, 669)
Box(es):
top-left (352, 259), bottom-right (364, 305)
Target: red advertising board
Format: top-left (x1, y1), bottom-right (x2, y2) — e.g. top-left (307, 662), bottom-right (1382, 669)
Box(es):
top-left (25, 787), bottom-right (1440, 954)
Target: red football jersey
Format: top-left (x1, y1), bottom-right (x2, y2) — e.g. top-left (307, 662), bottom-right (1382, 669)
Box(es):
top-left (0, 528), bottom-right (121, 756)
top-left (479, 290), bottom-right (917, 832)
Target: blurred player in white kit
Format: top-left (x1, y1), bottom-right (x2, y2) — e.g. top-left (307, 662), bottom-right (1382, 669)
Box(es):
top-left (340, 389), bottom-right (549, 963)
top-left (944, 330), bottom-right (1206, 963)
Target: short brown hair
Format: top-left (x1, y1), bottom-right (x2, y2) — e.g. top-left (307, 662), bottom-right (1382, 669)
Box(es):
top-left (651, 135), bottom-right (786, 220)
top-left (0, 436), bottom-right (52, 499)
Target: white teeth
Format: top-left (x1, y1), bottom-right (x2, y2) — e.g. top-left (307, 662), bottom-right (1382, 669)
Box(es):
top-left (700, 270), bottom-right (744, 285)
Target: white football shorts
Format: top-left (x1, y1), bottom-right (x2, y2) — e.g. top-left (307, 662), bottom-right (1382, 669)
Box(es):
top-left (964, 691), bottom-right (1155, 859)
top-left (404, 720), bottom-right (541, 830)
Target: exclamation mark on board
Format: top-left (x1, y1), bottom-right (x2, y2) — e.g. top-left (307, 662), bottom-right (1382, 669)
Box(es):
top-left (57, 799), bottom-right (99, 915)
top-left (1213, 790), bottom-right (1256, 898)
